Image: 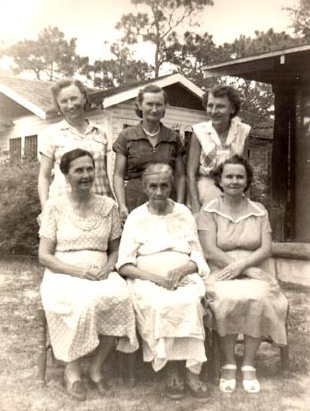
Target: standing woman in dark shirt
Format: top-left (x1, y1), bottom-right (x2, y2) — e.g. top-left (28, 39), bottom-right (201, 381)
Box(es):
top-left (112, 85), bottom-right (186, 223)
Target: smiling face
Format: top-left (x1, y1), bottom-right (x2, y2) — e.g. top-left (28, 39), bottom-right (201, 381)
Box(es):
top-left (206, 93), bottom-right (235, 129)
top-left (66, 155), bottom-right (95, 193)
top-left (219, 163), bottom-right (247, 197)
top-left (56, 84), bottom-right (86, 122)
top-left (143, 172), bottom-right (171, 209)
top-left (139, 91), bottom-right (166, 124)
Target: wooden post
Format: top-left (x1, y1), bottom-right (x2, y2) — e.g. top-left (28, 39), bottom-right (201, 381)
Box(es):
top-left (271, 83), bottom-right (294, 241)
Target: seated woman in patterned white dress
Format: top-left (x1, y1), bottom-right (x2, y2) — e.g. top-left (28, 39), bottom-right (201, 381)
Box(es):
top-left (117, 163), bottom-right (209, 400)
top-left (38, 149), bottom-right (138, 401)
top-left (198, 155), bottom-right (288, 394)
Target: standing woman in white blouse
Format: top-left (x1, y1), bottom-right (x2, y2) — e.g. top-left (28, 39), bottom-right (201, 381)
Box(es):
top-left (187, 85), bottom-right (250, 214)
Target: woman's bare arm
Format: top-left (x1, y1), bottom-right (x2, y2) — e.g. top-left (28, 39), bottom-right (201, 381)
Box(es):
top-left (187, 133), bottom-right (201, 214)
top-left (113, 153), bottom-right (129, 222)
top-left (38, 155), bottom-right (54, 210)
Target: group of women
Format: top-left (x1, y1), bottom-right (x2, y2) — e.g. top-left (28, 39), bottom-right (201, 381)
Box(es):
top-left (37, 78), bottom-right (288, 401)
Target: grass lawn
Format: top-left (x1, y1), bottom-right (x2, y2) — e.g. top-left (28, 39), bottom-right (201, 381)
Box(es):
top-left (0, 258), bottom-right (309, 411)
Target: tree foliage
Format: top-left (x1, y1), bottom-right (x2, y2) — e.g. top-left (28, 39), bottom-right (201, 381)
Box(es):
top-left (3, 27), bottom-right (88, 80)
top-left (81, 41), bottom-right (152, 88)
top-left (285, 0), bottom-right (310, 40)
top-left (0, 160), bottom-right (41, 256)
top-left (115, 0), bottom-right (214, 77)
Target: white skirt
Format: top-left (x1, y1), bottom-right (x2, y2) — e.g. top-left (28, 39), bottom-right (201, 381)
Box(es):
top-left (41, 250), bottom-right (138, 362)
top-left (128, 251), bottom-right (207, 374)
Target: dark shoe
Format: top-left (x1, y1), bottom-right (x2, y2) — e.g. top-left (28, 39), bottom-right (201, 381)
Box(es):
top-left (186, 372), bottom-right (209, 400)
top-left (88, 377), bottom-right (110, 397)
top-left (165, 383), bottom-right (186, 400)
top-left (63, 378), bottom-right (86, 401)
top-left (165, 364), bottom-right (186, 400)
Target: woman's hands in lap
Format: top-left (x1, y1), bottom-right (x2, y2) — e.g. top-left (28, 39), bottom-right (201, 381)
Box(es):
top-left (213, 260), bottom-right (245, 281)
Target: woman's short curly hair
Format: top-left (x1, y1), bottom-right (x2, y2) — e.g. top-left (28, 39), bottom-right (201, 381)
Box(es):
top-left (202, 85), bottom-right (242, 118)
top-left (135, 85), bottom-right (168, 118)
top-left (212, 155), bottom-right (253, 192)
top-left (60, 149), bottom-right (95, 175)
top-left (50, 78), bottom-right (89, 112)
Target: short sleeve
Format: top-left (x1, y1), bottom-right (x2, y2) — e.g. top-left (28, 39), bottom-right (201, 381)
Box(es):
top-left (116, 212), bottom-right (141, 270)
top-left (197, 208), bottom-right (216, 231)
top-left (261, 210), bottom-right (272, 234)
top-left (38, 126), bottom-right (55, 160)
top-left (109, 204), bottom-right (122, 241)
top-left (39, 200), bottom-right (57, 241)
top-left (112, 131), bottom-right (128, 156)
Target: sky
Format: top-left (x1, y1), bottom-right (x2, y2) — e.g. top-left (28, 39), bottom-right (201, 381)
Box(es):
top-left (0, 0), bottom-right (298, 65)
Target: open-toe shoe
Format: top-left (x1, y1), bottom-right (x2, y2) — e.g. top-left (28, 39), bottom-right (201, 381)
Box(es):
top-left (219, 364), bottom-right (237, 393)
top-left (241, 365), bottom-right (260, 393)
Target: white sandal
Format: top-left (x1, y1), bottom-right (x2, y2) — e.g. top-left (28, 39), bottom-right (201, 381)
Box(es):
top-left (219, 364), bottom-right (237, 393)
top-left (241, 365), bottom-right (260, 393)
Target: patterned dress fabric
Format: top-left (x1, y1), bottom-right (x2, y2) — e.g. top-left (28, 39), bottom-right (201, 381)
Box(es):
top-left (39, 119), bottom-right (112, 198)
top-left (39, 195), bottom-right (138, 362)
top-left (112, 122), bottom-right (185, 211)
top-left (117, 201), bottom-right (210, 374)
top-left (198, 196), bottom-right (288, 345)
top-left (192, 117), bottom-right (251, 205)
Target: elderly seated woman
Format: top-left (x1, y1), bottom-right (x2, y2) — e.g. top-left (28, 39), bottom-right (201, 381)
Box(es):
top-left (198, 155), bottom-right (288, 394)
top-left (38, 149), bottom-right (138, 401)
top-left (116, 163), bottom-right (209, 400)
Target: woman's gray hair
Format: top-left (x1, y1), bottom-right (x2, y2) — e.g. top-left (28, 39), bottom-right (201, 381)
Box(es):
top-left (142, 163), bottom-right (173, 187)
top-left (50, 78), bottom-right (89, 112)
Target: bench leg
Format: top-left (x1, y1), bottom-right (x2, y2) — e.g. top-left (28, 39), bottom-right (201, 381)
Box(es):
top-left (37, 308), bottom-right (47, 386)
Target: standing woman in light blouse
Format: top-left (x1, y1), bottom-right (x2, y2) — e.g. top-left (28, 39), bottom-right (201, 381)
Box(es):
top-left (38, 78), bottom-right (111, 216)
top-left (187, 85), bottom-right (250, 214)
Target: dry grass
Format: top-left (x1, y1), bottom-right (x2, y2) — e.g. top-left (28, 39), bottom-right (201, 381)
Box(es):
top-left (0, 258), bottom-right (309, 411)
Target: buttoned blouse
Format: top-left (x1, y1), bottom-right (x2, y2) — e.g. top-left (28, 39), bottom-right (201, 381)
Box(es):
top-left (39, 119), bottom-right (111, 198)
top-left (192, 117), bottom-right (251, 177)
top-left (112, 122), bottom-right (185, 179)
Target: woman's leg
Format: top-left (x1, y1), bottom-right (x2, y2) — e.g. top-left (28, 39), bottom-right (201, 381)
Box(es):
top-left (89, 335), bottom-right (116, 382)
top-left (241, 335), bottom-right (262, 393)
top-left (64, 358), bottom-right (86, 401)
top-left (220, 334), bottom-right (238, 378)
top-left (64, 359), bottom-right (82, 382)
top-left (242, 335), bottom-right (261, 368)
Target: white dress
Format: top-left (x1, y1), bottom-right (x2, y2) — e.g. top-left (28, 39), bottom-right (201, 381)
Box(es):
top-left (116, 201), bottom-right (210, 374)
top-left (39, 195), bottom-right (138, 362)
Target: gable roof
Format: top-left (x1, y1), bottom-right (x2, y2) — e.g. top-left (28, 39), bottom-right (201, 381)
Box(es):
top-left (0, 73), bottom-right (204, 120)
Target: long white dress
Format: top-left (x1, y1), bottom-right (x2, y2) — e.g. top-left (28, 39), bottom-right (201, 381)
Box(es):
top-left (116, 201), bottom-right (210, 374)
top-left (39, 195), bottom-right (138, 362)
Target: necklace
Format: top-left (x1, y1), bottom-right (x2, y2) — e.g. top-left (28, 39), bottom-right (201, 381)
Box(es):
top-left (142, 126), bottom-right (160, 137)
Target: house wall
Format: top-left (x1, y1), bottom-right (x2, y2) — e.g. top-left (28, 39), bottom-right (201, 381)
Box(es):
top-left (99, 101), bottom-right (207, 178)
top-left (0, 114), bottom-right (58, 160)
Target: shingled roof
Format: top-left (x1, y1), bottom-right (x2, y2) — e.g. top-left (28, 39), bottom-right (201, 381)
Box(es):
top-left (0, 73), bottom-right (204, 120)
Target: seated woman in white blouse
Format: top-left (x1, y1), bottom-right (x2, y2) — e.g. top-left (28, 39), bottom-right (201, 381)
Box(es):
top-left (117, 163), bottom-right (209, 400)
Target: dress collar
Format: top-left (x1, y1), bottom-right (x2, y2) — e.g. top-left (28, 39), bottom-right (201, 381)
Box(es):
top-left (203, 117), bottom-right (242, 146)
top-left (129, 122), bottom-right (178, 143)
top-left (203, 195), bottom-right (266, 223)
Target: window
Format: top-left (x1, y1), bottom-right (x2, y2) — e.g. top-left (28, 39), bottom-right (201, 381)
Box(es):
top-left (9, 138), bottom-right (22, 161)
top-left (24, 135), bottom-right (38, 160)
